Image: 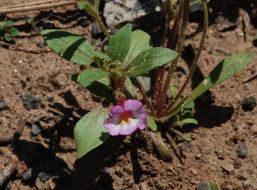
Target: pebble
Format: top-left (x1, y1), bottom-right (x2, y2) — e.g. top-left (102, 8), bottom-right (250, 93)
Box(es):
top-left (220, 162), bottom-right (234, 173)
top-left (236, 142), bottom-right (248, 158)
top-left (0, 98), bottom-right (9, 111)
top-left (36, 41), bottom-right (46, 49)
top-left (22, 168), bottom-right (33, 181)
top-left (215, 150), bottom-right (225, 160)
top-left (180, 142), bottom-right (193, 152)
top-left (47, 95), bottom-right (54, 102)
top-left (77, 16), bottom-right (89, 27)
top-left (91, 23), bottom-right (103, 38)
top-left (196, 181), bottom-right (210, 190)
top-left (195, 153), bottom-right (201, 159)
top-left (31, 124), bottom-right (42, 136)
top-left (20, 94), bottom-right (42, 110)
top-left (191, 169), bottom-right (198, 175)
top-left (38, 172), bottom-right (50, 182)
top-left (241, 97), bottom-right (256, 111)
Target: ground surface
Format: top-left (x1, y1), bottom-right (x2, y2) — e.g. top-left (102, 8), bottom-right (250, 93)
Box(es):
top-left (0, 1), bottom-right (257, 190)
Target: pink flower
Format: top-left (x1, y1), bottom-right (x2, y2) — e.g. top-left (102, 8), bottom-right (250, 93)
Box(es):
top-left (104, 99), bottom-right (147, 136)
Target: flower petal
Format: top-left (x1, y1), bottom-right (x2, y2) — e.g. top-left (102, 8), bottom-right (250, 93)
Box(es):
top-left (110, 105), bottom-right (124, 118)
top-left (124, 99), bottom-right (143, 112)
top-left (119, 118), bottom-right (141, 135)
top-left (104, 122), bottom-right (122, 136)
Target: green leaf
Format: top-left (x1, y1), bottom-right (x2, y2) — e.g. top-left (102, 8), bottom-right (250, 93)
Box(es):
top-left (76, 1), bottom-right (97, 17)
top-left (6, 20), bottom-right (14, 27)
top-left (209, 183), bottom-right (218, 190)
top-left (41, 29), bottom-right (95, 65)
top-left (4, 33), bottom-right (12, 42)
top-left (185, 52), bottom-right (254, 104)
top-left (183, 101), bottom-right (195, 110)
top-left (94, 0), bottom-right (100, 10)
top-left (107, 24), bottom-right (132, 62)
top-left (124, 30), bottom-right (151, 64)
top-left (148, 116), bottom-right (157, 131)
top-left (74, 106), bottom-right (109, 158)
top-left (8, 27), bottom-right (19, 37)
top-left (127, 47), bottom-right (178, 77)
top-left (176, 118), bottom-right (198, 127)
top-left (77, 68), bottom-right (110, 87)
top-left (168, 85), bottom-right (178, 98)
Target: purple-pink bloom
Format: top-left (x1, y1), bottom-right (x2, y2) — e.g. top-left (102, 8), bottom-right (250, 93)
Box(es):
top-left (104, 99), bottom-right (147, 136)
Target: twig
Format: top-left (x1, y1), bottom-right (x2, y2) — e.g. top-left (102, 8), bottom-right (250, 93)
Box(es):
top-left (166, 132), bottom-right (184, 163)
top-left (132, 78), bottom-right (155, 115)
top-left (0, 41), bottom-right (50, 54)
top-left (0, 1), bottom-right (76, 14)
top-left (1, 0), bottom-right (64, 9)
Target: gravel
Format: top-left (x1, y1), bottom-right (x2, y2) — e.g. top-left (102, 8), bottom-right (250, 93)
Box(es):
top-left (236, 142), bottom-right (248, 158)
top-left (20, 94), bottom-right (42, 110)
top-left (241, 96), bottom-right (256, 111)
top-left (0, 98), bottom-right (9, 111)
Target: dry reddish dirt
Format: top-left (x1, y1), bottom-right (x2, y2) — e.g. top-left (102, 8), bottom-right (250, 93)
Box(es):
top-left (0, 1), bottom-right (257, 190)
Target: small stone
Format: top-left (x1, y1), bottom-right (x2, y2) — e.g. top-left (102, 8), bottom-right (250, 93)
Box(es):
top-left (220, 162), bottom-right (234, 173)
top-left (220, 182), bottom-right (232, 190)
top-left (37, 41), bottom-right (46, 48)
top-left (236, 142), bottom-right (248, 158)
top-left (22, 168), bottom-right (33, 181)
top-left (195, 153), bottom-right (201, 159)
top-left (47, 95), bottom-right (54, 102)
top-left (191, 169), bottom-right (198, 175)
top-left (44, 138), bottom-right (51, 144)
top-left (0, 98), bottom-right (9, 111)
top-left (31, 124), bottom-right (42, 136)
top-left (21, 94), bottom-right (42, 110)
top-left (91, 23), bottom-right (103, 38)
top-left (196, 181), bottom-right (210, 190)
top-left (241, 97), bottom-right (256, 111)
top-left (215, 150), bottom-right (225, 160)
top-left (38, 172), bottom-right (50, 182)
top-left (180, 142), bottom-right (193, 152)
top-left (233, 159), bottom-right (242, 169)
top-left (77, 16), bottom-right (89, 27)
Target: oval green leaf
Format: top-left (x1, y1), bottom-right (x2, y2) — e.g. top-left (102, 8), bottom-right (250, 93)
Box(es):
top-left (124, 29), bottom-right (151, 65)
top-left (41, 29), bottom-right (95, 65)
top-left (74, 106), bottom-right (109, 158)
top-left (77, 68), bottom-right (110, 87)
top-left (107, 24), bottom-right (132, 62)
top-left (127, 47), bottom-right (178, 77)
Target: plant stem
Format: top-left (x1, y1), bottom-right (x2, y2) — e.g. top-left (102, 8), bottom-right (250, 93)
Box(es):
top-left (94, 14), bottom-right (111, 40)
top-left (132, 78), bottom-right (155, 115)
top-left (166, 0), bottom-right (208, 114)
top-left (153, 0), bottom-right (183, 115)
top-left (158, 0), bottom-right (189, 115)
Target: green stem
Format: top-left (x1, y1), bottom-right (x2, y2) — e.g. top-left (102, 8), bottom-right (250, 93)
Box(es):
top-left (166, 0), bottom-right (208, 114)
top-left (132, 78), bottom-right (155, 115)
top-left (158, 0), bottom-right (189, 115)
top-left (94, 14), bottom-right (111, 40)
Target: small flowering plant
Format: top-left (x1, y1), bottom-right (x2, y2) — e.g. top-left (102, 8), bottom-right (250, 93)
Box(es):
top-left (41, 0), bottom-right (254, 159)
